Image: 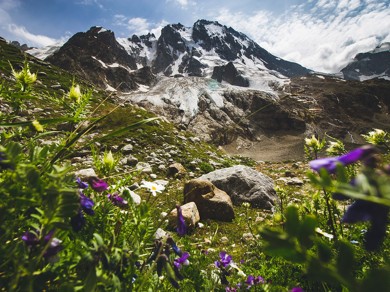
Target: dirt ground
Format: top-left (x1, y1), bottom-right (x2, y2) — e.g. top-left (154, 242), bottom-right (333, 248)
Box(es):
top-left (222, 134), bottom-right (306, 162)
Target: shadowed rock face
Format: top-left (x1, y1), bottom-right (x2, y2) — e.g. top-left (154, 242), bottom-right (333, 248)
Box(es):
top-left (211, 62), bottom-right (249, 87)
top-left (341, 43), bottom-right (390, 81)
top-left (46, 26), bottom-right (154, 91)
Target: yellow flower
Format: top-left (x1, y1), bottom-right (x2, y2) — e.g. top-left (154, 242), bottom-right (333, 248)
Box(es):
top-left (305, 135), bottom-right (325, 152)
top-left (10, 60), bottom-right (37, 91)
top-left (103, 150), bottom-right (115, 170)
top-left (32, 120), bottom-right (43, 132)
top-left (362, 128), bottom-right (389, 145)
top-left (69, 84), bottom-right (82, 103)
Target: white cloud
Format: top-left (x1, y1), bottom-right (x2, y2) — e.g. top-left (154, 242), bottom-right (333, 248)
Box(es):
top-left (76, 0), bottom-right (104, 9)
top-left (0, 0), bottom-right (20, 24)
top-left (127, 18), bottom-right (150, 35)
top-left (213, 0), bottom-right (390, 73)
top-left (7, 24), bottom-right (58, 47)
top-left (113, 15), bottom-right (168, 37)
top-left (165, 0), bottom-right (195, 9)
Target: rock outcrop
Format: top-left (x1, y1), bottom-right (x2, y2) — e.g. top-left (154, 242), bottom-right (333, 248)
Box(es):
top-left (199, 165), bottom-right (276, 210)
top-left (45, 26), bottom-right (155, 91)
top-left (212, 62), bottom-right (249, 87)
top-left (183, 179), bottom-right (235, 221)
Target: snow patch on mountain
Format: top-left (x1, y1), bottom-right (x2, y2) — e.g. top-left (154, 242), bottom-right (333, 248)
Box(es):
top-left (27, 41), bottom-right (64, 60)
top-left (119, 75), bottom-right (281, 127)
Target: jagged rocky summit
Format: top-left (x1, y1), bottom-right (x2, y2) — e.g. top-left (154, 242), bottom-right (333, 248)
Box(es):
top-left (37, 20), bottom-right (311, 92)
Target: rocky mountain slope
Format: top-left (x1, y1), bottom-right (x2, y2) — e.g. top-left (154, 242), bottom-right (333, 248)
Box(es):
top-left (341, 42), bottom-right (390, 81)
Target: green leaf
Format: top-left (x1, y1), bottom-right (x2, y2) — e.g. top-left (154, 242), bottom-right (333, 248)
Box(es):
top-left (93, 233), bottom-right (104, 247)
top-left (84, 266), bottom-right (97, 292)
top-left (285, 206), bottom-right (300, 237)
top-left (360, 265), bottom-right (390, 291)
top-left (260, 228), bottom-right (305, 263)
top-left (316, 239), bottom-right (333, 263)
top-left (298, 215), bottom-right (317, 249)
top-left (336, 241), bottom-right (355, 285)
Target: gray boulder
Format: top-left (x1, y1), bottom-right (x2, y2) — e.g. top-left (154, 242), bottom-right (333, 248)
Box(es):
top-left (199, 165), bottom-right (276, 210)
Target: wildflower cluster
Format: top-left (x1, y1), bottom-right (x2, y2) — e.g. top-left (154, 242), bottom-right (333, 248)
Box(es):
top-left (146, 236), bottom-right (190, 289)
top-left (362, 128), bottom-right (390, 148)
top-left (310, 145), bottom-right (389, 251)
top-left (214, 251), bottom-right (267, 291)
top-left (304, 134), bottom-right (326, 159)
top-left (10, 59), bottom-right (37, 92)
top-left (21, 230), bottom-right (62, 262)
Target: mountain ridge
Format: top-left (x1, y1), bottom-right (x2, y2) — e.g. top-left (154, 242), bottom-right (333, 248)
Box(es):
top-left (31, 20), bottom-right (311, 93)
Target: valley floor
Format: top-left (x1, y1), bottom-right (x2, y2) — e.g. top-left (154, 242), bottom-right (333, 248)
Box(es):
top-left (222, 133), bottom-right (305, 162)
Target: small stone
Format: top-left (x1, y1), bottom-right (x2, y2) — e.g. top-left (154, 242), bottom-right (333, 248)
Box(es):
top-left (136, 162), bottom-right (152, 173)
top-left (71, 157), bottom-right (84, 163)
top-left (155, 179), bottom-right (169, 187)
top-left (127, 155), bottom-right (139, 166)
top-left (167, 163), bottom-right (186, 178)
top-left (167, 202), bottom-right (200, 231)
top-left (276, 177), bottom-right (304, 186)
top-left (75, 168), bottom-right (97, 180)
top-left (189, 137), bottom-right (201, 143)
top-left (242, 233), bottom-right (255, 242)
top-left (220, 237), bottom-right (229, 244)
top-left (154, 228), bottom-right (168, 240)
top-left (122, 144), bottom-right (133, 154)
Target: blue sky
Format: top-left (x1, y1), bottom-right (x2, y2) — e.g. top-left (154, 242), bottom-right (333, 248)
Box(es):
top-left (0, 0), bottom-right (389, 73)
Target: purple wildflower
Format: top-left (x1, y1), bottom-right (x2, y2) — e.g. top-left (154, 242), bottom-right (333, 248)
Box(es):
top-left (22, 230), bottom-right (62, 259)
top-left (76, 177), bottom-right (88, 189)
top-left (342, 200), bottom-right (389, 251)
top-left (90, 178), bottom-right (108, 192)
top-left (173, 252), bottom-right (190, 269)
top-left (107, 193), bottom-right (128, 207)
top-left (215, 251), bottom-right (232, 268)
top-left (80, 193), bottom-right (94, 215)
top-left (291, 287), bottom-right (304, 292)
top-left (309, 146), bottom-right (376, 173)
top-left (71, 210), bottom-right (86, 231)
top-left (42, 231), bottom-right (63, 259)
top-left (246, 275), bottom-right (255, 287)
top-left (245, 275), bottom-right (265, 288)
top-left (176, 205), bottom-right (187, 236)
top-left (167, 237), bottom-right (183, 256)
top-left (21, 231), bottom-right (39, 246)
